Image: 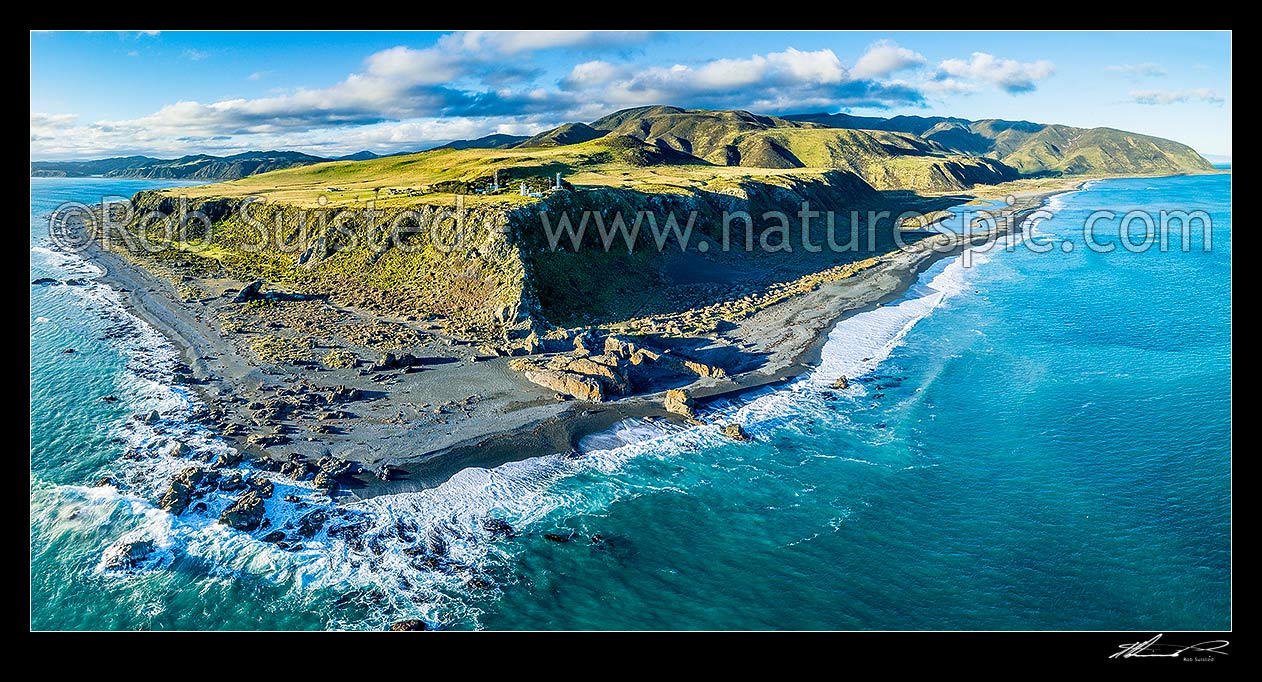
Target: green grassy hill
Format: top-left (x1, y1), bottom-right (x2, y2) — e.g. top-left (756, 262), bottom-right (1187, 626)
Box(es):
top-left (432, 133), bottom-right (528, 150)
top-left (32, 150), bottom-right (330, 180)
top-left (792, 112), bottom-right (1213, 176)
top-left (517, 122), bottom-right (606, 148)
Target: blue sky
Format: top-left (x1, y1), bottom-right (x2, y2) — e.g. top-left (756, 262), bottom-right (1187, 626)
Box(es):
top-left (30, 30), bottom-right (1232, 160)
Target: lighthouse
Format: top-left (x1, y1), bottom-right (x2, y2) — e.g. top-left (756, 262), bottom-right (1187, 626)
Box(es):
top-left (519, 181), bottom-right (527, 196)
top-left (555, 172), bottom-right (562, 190)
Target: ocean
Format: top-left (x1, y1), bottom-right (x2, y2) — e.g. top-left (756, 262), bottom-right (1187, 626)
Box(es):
top-left (30, 174), bottom-right (1231, 630)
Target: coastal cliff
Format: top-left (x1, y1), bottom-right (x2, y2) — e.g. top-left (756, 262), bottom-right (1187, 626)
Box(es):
top-left (117, 169), bottom-right (893, 340)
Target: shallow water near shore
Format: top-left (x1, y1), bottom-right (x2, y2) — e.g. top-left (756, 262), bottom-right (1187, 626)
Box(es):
top-left (31, 175), bottom-right (1230, 630)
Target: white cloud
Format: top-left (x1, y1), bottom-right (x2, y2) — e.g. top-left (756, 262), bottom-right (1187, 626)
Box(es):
top-left (438, 30), bottom-right (653, 55)
top-left (363, 45), bottom-right (466, 82)
top-left (247, 71), bottom-right (271, 81)
top-left (1106, 62), bottom-right (1166, 77)
top-left (562, 60), bottom-right (627, 89)
top-left (31, 36), bottom-right (934, 159)
top-left (851, 40), bottom-right (926, 80)
top-left (938, 52), bottom-right (1054, 93)
top-left (137, 30), bottom-right (161, 37)
top-left (1130, 88), bottom-right (1223, 105)
top-left (182, 48), bottom-right (209, 61)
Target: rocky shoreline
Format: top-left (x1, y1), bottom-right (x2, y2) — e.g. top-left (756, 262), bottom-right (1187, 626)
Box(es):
top-left (75, 179), bottom-right (1083, 502)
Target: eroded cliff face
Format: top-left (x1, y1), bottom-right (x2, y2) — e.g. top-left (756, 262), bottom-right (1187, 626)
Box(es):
top-left (118, 170), bottom-right (890, 338)
top-left (508, 171), bottom-right (889, 327)
top-left (121, 190), bottom-right (535, 339)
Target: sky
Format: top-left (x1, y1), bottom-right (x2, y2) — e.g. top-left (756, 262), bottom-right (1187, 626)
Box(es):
top-left (30, 30), bottom-right (1232, 161)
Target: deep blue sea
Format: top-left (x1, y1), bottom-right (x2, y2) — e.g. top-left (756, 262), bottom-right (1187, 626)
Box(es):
top-left (30, 174), bottom-right (1230, 630)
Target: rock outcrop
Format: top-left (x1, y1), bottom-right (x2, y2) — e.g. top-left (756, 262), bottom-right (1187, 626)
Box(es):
top-left (510, 332), bottom-right (730, 402)
top-left (101, 539), bottom-right (157, 572)
top-left (158, 466), bottom-right (219, 514)
top-left (721, 423), bottom-right (751, 441)
top-left (664, 389), bottom-right (696, 418)
top-left (220, 490), bottom-right (267, 530)
top-left (515, 365), bottom-right (605, 402)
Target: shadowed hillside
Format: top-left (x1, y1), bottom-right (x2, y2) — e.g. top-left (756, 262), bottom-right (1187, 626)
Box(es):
top-left (787, 112), bottom-right (1213, 176)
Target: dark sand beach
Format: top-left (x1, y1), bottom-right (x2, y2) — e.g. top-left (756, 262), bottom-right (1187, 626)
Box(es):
top-left (82, 182), bottom-right (1079, 499)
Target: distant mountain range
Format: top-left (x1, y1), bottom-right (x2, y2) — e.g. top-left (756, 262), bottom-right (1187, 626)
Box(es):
top-left (32, 105), bottom-right (1213, 185)
top-left (431, 105), bottom-right (1212, 181)
top-left (30, 150), bottom-right (383, 180)
top-left (782, 111), bottom-right (1212, 176)
top-left (432, 133), bottom-right (529, 151)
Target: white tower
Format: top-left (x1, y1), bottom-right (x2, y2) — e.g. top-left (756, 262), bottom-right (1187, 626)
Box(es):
top-left (520, 181), bottom-right (527, 196)
top-left (555, 172), bottom-right (562, 190)
top-left (492, 169), bottom-right (499, 192)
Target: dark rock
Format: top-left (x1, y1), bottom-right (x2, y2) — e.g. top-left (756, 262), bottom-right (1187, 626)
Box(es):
top-left (233, 280), bottom-right (264, 303)
top-left (220, 490), bottom-right (267, 530)
top-left (316, 455), bottom-right (353, 477)
top-left (482, 517), bottom-right (515, 540)
top-left (280, 459), bottom-right (312, 481)
top-left (64, 278), bottom-right (86, 286)
top-left (428, 530), bottom-right (448, 557)
top-left (283, 494), bottom-right (300, 503)
top-left (31, 277), bottom-right (59, 286)
top-left (313, 471), bottom-right (335, 490)
top-left (543, 533), bottom-right (572, 543)
top-left (62, 348), bottom-right (76, 354)
top-left (100, 395), bottom-right (120, 403)
top-left (389, 619), bottom-right (428, 631)
top-left (94, 476), bottom-right (115, 488)
top-left (465, 578), bottom-right (492, 589)
top-left (832, 375), bottom-right (849, 390)
top-left (217, 474), bottom-right (247, 492)
top-left (376, 351), bottom-right (419, 371)
top-left (246, 474), bottom-right (274, 498)
top-left (101, 539), bottom-right (156, 571)
top-left (295, 509), bottom-right (328, 538)
top-left (158, 466), bottom-right (218, 514)
top-left (262, 530), bottom-right (287, 543)
top-left (212, 451), bottom-right (243, 469)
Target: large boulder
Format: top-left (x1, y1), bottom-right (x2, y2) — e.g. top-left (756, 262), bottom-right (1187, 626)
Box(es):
top-left (389, 619), bottom-right (428, 631)
top-left (658, 352), bottom-right (728, 379)
top-left (721, 424), bottom-right (751, 441)
top-left (664, 389), bottom-right (696, 419)
top-left (548, 355), bottom-right (630, 396)
top-left (521, 368), bottom-right (605, 402)
top-left (158, 466), bottom-right (218, 514)
top-left (101, 539), bottom-right (157, 572)
top-left (232, 280), bottom-right (264, 303)
top-left (220, 490), bottom-right (267, 531)
top-left (603, 335), bottom-right (641, 359)
top-left (279, 458), bottom-right (312, 481)
top-left (316, 455), bottom-right (353, 477)
top-left (376, 351), bottom-right (419, 371)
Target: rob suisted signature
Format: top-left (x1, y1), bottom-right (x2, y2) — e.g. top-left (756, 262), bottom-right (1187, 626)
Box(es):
top-left (1111, 634), bottom-right (1229, 660)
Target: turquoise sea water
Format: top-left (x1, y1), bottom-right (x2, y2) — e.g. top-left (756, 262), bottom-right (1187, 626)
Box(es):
top-left (30, 175), bottom-right (1230, 630)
